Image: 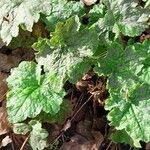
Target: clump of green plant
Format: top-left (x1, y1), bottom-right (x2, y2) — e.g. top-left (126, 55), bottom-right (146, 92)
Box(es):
top-left (0, 0), bottom-right (150, 149)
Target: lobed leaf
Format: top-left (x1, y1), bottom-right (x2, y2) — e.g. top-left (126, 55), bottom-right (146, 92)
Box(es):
top-left (110, 130), bottom-right (134, 146)
top-left (41, 0), bottom-right (84, 31)
top-left (98, 0), bottom-right (150, 37)
top-left (33, 16), bottom-right (99, 85)
top-left (96, 40), bottom-right (150, 147)
top-left (29, 120), bottom-right (48, 150)
top-left (14, 120), bottom-right (48, 150)
top-left (7, 61), bottom-right (65, 123)
top-left (0, 0), bottom-right (51, 44)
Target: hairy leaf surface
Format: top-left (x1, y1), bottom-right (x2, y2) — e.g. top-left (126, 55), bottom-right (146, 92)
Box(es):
top-left (36, 100), bottom-right (72, 124)
top-left (29, 120), bottom-right (48, 150)
top-left (0, 0), bottom-right (51, 44)
top-left (41, 0), bottom-right (84, 31)
top-left (98, 0), bottom-right (149, 37)
top-left (96, 41), bottom-right (150, 147)
top-left (110, 130), bottom-right (134, 146)
top-left (14, 120), bottom-right (48, 150)
top-left (7, 61), bottom-right (65, 123)
top-left (33, 16), bottom-right (99, 85)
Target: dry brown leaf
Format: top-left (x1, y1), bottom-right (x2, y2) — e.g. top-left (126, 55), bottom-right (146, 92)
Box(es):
top-left (61, 118), bottom-right (104, 150)
top-left (0, 107), bottom-right (11, 135)
top-left (10, 133), bottom-right (32, 150)
top-left (12, 48), bottom-right (35, 61)
top-left (60, 134), bottom-right (100, 150)
top-left (0, 72), bottom-right (8, 103)
top-left (76, 119), bottom-right (93, 139)
top-left (146, 142), bottom-right (150, 150)
top-left (0, 70), bottom-right (11, 136)
top-left (0, 39), bottom-right (5, 48)
top-left (91, 131), bottom-right (104, 148)
top-left (0, 53), bottom-right (21, 72)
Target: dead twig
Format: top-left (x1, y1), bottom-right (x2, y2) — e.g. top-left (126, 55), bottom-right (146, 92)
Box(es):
top-left (50, 95), bottom-right (93, 146)
top-left (20, 134), bottom-right (30, 150)
top-left (71, 94), bottom-right (93, 121)
top-left (106, 141), bottom-right (113, 150)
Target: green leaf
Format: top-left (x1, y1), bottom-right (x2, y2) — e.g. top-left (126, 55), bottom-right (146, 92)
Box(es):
top-left (98, 0), bottom-right (149, 37)
top-left (29, 120), bottom-right (48, 150)
top-left (110, 130), bottom-right (134, 146)
top-left (107, 83), bottom-right (150, 147)
top-left (50, 15), bottom-right (81, 47)
top-left (94, 42), bottom-right (124, 75)
top-left (139, 67), bottom-right (150, 84)
top-left (7, 61), bottom-right (65, 123)
top-left (33, 16), bottom-right (99, 84)
top-left (97, 41), bottom-right (150, 147)
top-left (95, 40), bottom-right (150, 76)
top-left (37, 100), bottom-right (72, 124)
top-left (41, 0), bottom-right (84, 31)
top-left (89, 3), bottom-right (106, 25)
top-left (0, 0), bottom-right (51, 44)
top-left (14, 120), bottom-right (48, 150)
top-left (143, 0), bottom-right (150, 7)
top-left (13, 123), bottom-right (32, 135)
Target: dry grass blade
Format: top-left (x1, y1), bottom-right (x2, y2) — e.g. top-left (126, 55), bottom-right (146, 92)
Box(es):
top-left (20, 135), bottom-right (30, 150)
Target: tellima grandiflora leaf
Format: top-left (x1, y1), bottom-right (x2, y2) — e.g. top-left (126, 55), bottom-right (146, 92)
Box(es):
top-left (14, 120), bottom-right (48, 150)
top-left (0, 0), bottom-right (51, 44)
top-left (98, 0), bottom-right (150, 37)
top-left (33, 15), bottom-right (99, 85)
top-left (95, 40), bottom-right (150, 147)
top-left (6, 61), bottom-right (65, 123)
top-left (41, 0), bottom-right (84, 31)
